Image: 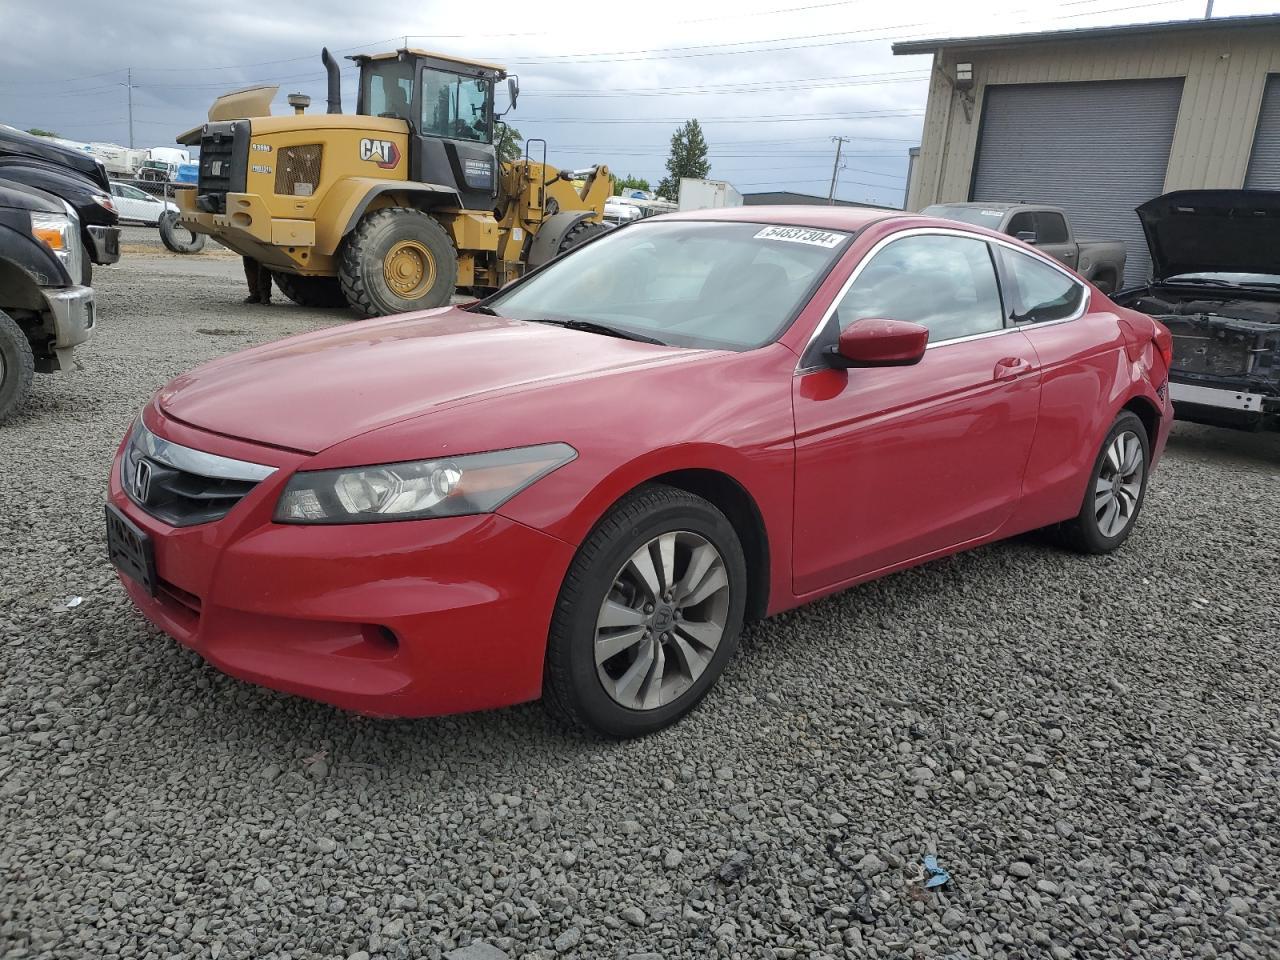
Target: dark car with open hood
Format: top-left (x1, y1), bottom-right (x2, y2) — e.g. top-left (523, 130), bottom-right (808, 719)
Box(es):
top-left (1114, 190), bottom-right (1280, 432)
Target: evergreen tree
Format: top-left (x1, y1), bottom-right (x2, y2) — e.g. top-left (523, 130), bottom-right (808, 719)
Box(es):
top-left (656, 120), bottom-right (710, 200)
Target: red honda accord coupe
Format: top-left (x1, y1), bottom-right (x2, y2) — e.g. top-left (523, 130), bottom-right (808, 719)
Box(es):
top-left (107, 206), bottom-right (1174, 736)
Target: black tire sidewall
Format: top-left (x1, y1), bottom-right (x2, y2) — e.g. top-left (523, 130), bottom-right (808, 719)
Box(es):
top-left (272, 273), bottom-right (347, 308)
top-left (0, 311), bottom-right (35, 424)
top-left (341, 210), bottom-right (458, 316)
top-left (1075, 410), bottom-right (1150, 552)
top-left (556, 220), bottom-right (611, 257)
top-left (551, 492), bottom-right (747, 737)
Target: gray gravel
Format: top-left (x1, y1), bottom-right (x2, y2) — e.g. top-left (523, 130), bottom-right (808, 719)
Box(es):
top-left (2, 248), bottom-right (1279, 959)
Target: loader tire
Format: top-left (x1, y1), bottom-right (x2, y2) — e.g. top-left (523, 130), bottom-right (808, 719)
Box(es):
top-left (338, 208), bottom-right (458, 318)
top-left (272, 272), bottom-right (348, 308)
top-left (158, 211), bottom-right (207, 254)
top-left (556, 219), bottom-right (613, 256)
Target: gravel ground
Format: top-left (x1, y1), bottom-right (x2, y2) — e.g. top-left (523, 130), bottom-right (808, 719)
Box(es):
top-left (2, 247), bottom-right (1278, 960)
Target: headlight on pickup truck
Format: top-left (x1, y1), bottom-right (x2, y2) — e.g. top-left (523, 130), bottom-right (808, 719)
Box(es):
top-left (30, 210), bottom-right (84, 283)
top-left (274, 443), bottom-right (578, 524)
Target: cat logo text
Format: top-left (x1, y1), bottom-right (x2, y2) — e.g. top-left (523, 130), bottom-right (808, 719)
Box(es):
top-left (359, 139), bottom-right (401, 170)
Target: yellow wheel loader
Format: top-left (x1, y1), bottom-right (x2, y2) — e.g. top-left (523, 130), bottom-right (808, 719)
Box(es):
top-left (174, 48), bottom-right (612, 317)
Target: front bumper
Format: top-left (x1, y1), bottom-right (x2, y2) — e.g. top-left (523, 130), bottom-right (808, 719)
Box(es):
top-left (43, 283), bottom-right (95, 357)
top-left (86, 224), bottom-right (120, 265)
top-left (107, 414), bottom-right (576, 717)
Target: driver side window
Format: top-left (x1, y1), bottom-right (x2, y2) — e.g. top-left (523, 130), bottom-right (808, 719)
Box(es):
top-left (834, 234), bottom-right (1005, 343)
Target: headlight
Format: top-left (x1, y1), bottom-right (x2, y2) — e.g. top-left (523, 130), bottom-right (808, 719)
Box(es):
top-left (30, 210), bottom-right (83, 282)
top-left (274, 443), bottom-right (577, 524)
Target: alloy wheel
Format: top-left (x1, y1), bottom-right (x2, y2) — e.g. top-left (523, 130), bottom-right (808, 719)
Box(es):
top-left (1094, 429), bottom-right (1144, 538)
top-left (594, 531), bottom-right (730, 711)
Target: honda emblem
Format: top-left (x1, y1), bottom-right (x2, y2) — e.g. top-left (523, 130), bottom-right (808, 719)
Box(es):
top-left (132, 459), bottom-right (153, 504)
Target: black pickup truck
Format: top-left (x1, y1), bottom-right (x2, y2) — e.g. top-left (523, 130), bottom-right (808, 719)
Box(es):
top-left (0, 178), bottom-right (96, 422)
top-left (1114, 190), bottom-right (1280, 432)
top-left (0, 124), bottom-right (120, 283)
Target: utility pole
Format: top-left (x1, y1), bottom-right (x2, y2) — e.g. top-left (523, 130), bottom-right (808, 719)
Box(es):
top-left (1204, 0), bottom-right (1214, 17)
top-left (828, 136), bottom-right (850, 205)
top-left (125, 68), bottom-right (135, 148)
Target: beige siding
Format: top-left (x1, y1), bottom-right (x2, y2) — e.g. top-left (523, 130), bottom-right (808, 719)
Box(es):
top-left (905, 24), bottom-right (1280, 209)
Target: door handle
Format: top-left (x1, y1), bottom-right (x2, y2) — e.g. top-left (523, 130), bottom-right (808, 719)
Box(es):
top-left (993, 356), bottom-right (1034, 381)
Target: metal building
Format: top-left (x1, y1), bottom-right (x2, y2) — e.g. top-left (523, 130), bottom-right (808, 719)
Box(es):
top-left (895, 14), bottom-right (1280, 285)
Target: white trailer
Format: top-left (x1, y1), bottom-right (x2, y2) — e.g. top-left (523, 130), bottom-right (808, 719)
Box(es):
top-left (677, 178), bottom-right (743, 212)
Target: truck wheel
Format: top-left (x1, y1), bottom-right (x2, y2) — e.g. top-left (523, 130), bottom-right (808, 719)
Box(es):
top-left (556, 220), bottom-right (612, 256)
top-left (338, 208), bottom-right (458, 318)
top-left (1093, 271), bottom-right (1117, 295)
top-left (158, 211), bottom-right (207, 254)
top-left (272, 273), bottom-right (348, 308)
top-left (0, 310), bottom-right (35, 425)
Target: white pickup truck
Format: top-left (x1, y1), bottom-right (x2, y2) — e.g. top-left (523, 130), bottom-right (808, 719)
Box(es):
top-left (922, 202), bottom-right (1128, 294)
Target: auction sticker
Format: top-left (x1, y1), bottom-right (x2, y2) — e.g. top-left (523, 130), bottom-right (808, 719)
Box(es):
top-left (754, 225), bottom-right (847, 248)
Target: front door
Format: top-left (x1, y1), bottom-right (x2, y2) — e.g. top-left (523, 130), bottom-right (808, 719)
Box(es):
top-left (792, 231), bottom-right (1042, 595)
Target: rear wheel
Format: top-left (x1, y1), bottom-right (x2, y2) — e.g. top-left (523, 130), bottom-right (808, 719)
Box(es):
top-left (543, 484), bottom-right (747, 737)
top-left (1060, 410), bottom-right (1149, 553)
top-left (272, 272), bottom-right (348, 308)
top-left (556, 219), bottom-right (612, 256)
top-left (1092, 270), bottom-right (1118, 295)
top-left (338, 208), bottom-right (458, 318)
top-left (0, 310), bottom-right (35, 425)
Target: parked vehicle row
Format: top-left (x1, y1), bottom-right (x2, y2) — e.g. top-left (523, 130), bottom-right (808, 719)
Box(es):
top-left (0, 124), bottom-right (120, 284)
top-left (105, 206), bottom-right (1173, 736)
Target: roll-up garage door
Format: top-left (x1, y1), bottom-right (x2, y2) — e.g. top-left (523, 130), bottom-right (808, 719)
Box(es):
top-left (971, 78), bottom-right (1183, 287)
top-left (1245, 75), bottom-right (1280, 190)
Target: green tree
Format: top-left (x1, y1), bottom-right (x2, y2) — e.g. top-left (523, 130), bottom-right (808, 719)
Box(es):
top-left (496, 124), bottom-right (523, 165)
top-left (613, 174), bottom-right (651, 196)
top-left (27, 127), bottom-right (60, 138)
top-left (656, 120), bottom-right (710, 200)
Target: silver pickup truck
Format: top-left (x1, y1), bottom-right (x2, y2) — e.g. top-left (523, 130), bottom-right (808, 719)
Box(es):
top-left (922, 202), bottom-right (1128, 293)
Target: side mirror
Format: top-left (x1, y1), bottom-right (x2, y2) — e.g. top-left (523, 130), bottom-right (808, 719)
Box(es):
top-left (1015, 230), bottom-right (1038, 245)
top-left (825, 318), bottom-right (930, 369)
top-left (507, 76), bottom-right (520, 111)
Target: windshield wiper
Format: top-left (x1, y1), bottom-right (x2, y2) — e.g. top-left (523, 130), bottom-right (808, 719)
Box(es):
top-left (466, 303), bottom-right (502, 316)
top-left (532, 317), bottom-right (667, 345)
top-left (1167, 277), bottom-right (1236, 287)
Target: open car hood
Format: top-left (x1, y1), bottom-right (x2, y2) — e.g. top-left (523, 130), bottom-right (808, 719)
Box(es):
top-left (1136, 190), bottom-right (1280, 281)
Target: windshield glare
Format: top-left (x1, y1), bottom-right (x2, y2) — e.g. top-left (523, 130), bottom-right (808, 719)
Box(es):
top-left (922, 205), bottom-right (1004, 229)
top-left (486, 221), bottom-right (850, 350)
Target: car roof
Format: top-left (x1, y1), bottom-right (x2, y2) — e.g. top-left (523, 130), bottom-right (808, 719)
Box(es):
top-left (661, 204), bottom-right (898, 231)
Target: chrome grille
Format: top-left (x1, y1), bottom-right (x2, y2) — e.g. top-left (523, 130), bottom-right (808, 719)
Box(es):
top-left (122, 422), bottom-right (275, 528)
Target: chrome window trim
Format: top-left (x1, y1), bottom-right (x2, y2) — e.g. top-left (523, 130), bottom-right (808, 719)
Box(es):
top-left (796, 226), bottom-right (1090, 371)
top-left (132, 420), bottom-right (277, 482)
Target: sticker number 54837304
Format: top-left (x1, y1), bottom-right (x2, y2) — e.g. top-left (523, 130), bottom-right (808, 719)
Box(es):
top-left (754, 225), bottom-right (848, 248)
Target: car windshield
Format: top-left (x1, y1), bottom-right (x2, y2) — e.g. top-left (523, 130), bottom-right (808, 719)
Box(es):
top-left (484, 220), bottom-right (850, 350)
top-left (922, 205), bottom-right (1005, 229)
top-left (1168, 271), bottom-right (1280, 287)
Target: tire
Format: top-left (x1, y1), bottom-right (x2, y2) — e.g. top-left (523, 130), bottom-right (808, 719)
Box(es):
top-left (1059, 410), bottom-right (1150, 554)
top-left (1093, 272), bottom-right (1117, 295)
top-left (543, 484), bottom-right (748, 738)
top-left (158, 211), bottom-right (207, 254)
top-left (272, 272), bottom-right (348, 308)
top-left (79, 242), bottom-right (93, 285)
top-left (338, 208), bottom-right (458, 318)
top-left (0, 309), bottom-right (35, 425)
top-left (556, 219), bottom-right (613, 256)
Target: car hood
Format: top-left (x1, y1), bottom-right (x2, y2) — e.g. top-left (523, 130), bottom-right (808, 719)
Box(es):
top-left (157, 308), bottom-right (694, 454)
top-left (1136, 189), bottom-right (1280, 280)
top-left (0, 124), bottom-right (109, 190)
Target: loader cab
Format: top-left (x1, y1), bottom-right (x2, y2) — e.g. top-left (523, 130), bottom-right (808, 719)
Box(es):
top-left (352, 49), bottom-right (509, 210)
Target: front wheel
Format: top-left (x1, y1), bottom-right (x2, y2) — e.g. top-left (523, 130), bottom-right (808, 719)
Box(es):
top-left (1060, 410), bottom-right (1149, 553)
top-left (338, 208), bottom-right (458, 318)
top-left (272, 272), bottom-right (348, 308)
top-left (0, 309), bottom-right (35, 425)
top-left (543, 484), bottom-right (748, 737)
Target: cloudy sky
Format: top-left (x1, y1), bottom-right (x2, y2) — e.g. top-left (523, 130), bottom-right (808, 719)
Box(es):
top-left (1, 0), bottom-right (1275, 206)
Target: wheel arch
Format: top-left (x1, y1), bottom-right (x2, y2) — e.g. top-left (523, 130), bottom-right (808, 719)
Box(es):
top-left (315, 179), bottom-right (462, 255)
top-left (1121, 393), bottom-right (1160, 447)
top-left (527, 211), bottom-right (595, 268)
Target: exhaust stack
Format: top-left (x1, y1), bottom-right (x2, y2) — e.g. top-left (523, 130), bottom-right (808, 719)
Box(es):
top-left (321, 48), bottom-right (342, 114)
